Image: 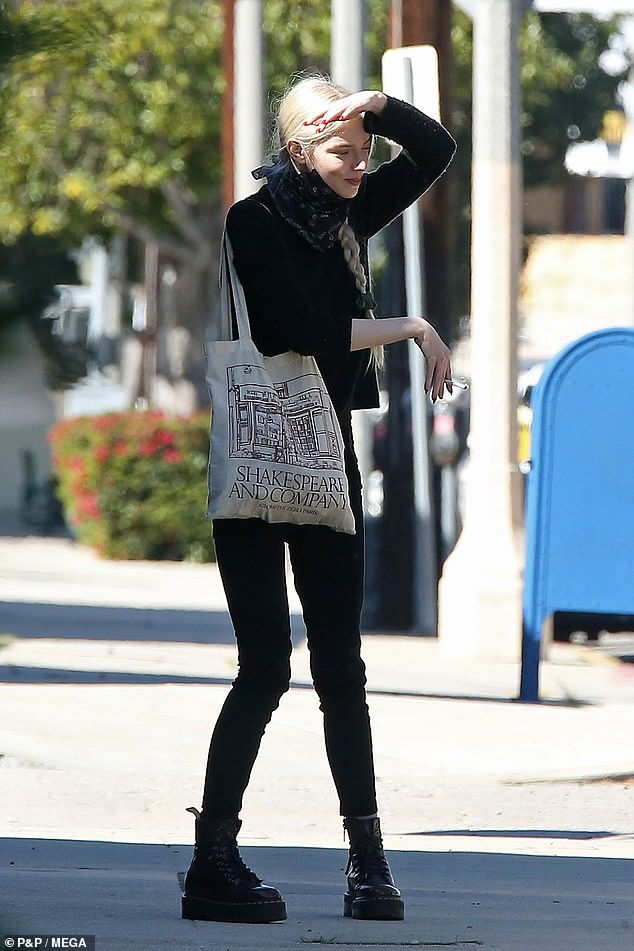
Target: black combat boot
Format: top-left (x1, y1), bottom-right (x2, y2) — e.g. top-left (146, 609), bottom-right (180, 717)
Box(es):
top-left (181, 808), bottom-right (287, 923)
top-left (343, 817), bottom-right (405, 920)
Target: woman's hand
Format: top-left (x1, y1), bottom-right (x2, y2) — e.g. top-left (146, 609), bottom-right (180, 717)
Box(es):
top-left (413, 319), bottom-right (453, 402)
top-left (350, 314), bottom-right (452, 402)
top-left (304, 91), bottom-right (387, 133)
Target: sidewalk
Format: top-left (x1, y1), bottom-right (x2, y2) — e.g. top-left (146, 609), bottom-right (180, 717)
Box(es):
top-left (1, 534), bottom-right (633, 950)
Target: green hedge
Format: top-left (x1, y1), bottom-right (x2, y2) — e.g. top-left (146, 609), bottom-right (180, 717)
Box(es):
top-left (49, 410), bottom-right (214, 562)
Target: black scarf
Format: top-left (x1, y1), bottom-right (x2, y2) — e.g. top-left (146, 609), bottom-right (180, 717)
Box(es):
top-left (252, 152), bottom-right (351, 252)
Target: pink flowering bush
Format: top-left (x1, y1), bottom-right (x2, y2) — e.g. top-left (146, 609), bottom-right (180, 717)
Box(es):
top-left (49, 411), bottom-right (214, 561)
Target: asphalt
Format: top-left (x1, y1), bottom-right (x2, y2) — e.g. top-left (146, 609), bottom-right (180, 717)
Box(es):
top-left (0, 532), bottom-right (633, 951)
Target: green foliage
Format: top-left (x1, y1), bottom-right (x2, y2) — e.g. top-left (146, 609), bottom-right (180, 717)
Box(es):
top-left (0, 2), bottom-right (626, 236)
top-left (263, 0), bottom-right (388, 144)
top-left (264, 0), bottom-right (331, 98)
top-left (0, 0), bottom-right (387, 247)
top-left (49, 411), bottom-right (214, 562)
top-left (451, 7), bottom-right (624, 190)
top-left (0, 0), bottom-right (224, 245)
top-left (520, 11), bottom-right (624, 187)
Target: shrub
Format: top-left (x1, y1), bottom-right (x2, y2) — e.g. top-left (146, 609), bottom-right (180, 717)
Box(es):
top-left (49, 410), bottom-right (214, 562)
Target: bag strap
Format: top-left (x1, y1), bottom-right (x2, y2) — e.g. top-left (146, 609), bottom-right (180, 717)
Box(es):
top-left (219, 233), bottom-right (251, 342)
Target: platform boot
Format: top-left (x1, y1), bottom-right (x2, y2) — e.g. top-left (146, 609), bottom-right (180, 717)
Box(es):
top-left (343, 816), bottom-right (405, 920)
top-left (181, 808), bottom-right (287, 923)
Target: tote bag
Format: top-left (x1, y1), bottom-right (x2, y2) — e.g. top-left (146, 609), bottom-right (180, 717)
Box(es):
top-left (204, 237), bottom-right (356, 535)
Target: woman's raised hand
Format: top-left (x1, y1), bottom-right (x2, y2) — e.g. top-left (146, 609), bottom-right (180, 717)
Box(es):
top-left (304, 91), bottom-right (387, 133)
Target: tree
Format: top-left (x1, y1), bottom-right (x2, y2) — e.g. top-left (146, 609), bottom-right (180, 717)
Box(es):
top-left (520, 11), bottom-right (625, 188)
top-left (0, 1), bottom-right (224, 250)
top-left (0, 0), bottom-right (226, 402)
top-left (0, 0), bottom-right (389, 404)
top-left (0, 0), bottom-right (389, 249)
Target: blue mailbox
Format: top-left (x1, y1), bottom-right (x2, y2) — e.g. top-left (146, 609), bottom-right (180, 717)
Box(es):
top-left (521, 327), bottom-right (634, 701)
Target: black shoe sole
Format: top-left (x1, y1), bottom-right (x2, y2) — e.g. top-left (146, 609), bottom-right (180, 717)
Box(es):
top-left (343, 892), bottom-right (405, 921)
top-left (182, 894), bottom-right (287, 923)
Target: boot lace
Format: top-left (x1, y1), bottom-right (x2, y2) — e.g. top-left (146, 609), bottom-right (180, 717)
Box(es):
top-left (215, 843), bottom-right (261, 887)
top-left (346, 846), bottom-right (391, 882)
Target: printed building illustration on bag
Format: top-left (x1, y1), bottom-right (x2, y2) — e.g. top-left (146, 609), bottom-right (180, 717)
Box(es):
top-left (227, 364), bottom-right (344, 470)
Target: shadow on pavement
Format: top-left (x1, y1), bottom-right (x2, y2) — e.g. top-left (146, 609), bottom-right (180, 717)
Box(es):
top-left (1, 838), bottom-right (633, 951)
top-left (407, 828), bottom-right (625, 841)
top-left (0, 601), bottom-right (236, 643)
top-left (0, 601), bottom-right (307, 645)
top-left (0, 659), bottom-right (583, 705)
top-left (0, 602), bottom-right (616, 706)
top-left (0, 665), bottom-right (238, 685)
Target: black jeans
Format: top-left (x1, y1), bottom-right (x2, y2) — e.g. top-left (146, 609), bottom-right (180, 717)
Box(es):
top-left (201, 455), bottom-right (378, 820)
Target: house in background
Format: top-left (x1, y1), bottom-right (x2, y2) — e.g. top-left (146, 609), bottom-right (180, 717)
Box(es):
top-left (0, 233), bottom-right (202, 533)
top-left (0, 240), bottom-right (130, 532)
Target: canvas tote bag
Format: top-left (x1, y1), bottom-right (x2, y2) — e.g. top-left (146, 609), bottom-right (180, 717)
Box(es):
top-left (204, 236), bottom-right (356, 534)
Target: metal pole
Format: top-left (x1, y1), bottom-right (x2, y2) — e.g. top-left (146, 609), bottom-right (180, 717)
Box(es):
top-left (233, 0), bottom-right (264, 201)
top-left (401, 61), bottom-right (437, 636)
top-left (331, 0), bottom-right (365, 92)
top-left (222, 0), bottom-right (235, 212)
top-left (139, 241), bottom-right (159, 406)
top-left (404, 199), bottom-right (438, 634)
top-left (619, 33), bottom-right (634, 323)
top-left (383, 47), bottom-right (441, 634)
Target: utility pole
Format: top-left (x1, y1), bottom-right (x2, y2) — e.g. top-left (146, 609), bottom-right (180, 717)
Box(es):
top-left (389, 0), bottom-right (454, 345)
top-left (437, 0), bottom-right (525, 661)
top-left (379, 1), bottom-right (453, 633)
top-left (233, 0), bottom-right (264, 202)
top-left (331, 0), bottom-right (365, 93)
top-left (330, 0), bottom-right (386, 629)
top-left (222, 0), bottom-right (235, 213)
top-left (139, 241), bottom-right (159, 407)
top-left (382, 46), bottom-right (443, 634)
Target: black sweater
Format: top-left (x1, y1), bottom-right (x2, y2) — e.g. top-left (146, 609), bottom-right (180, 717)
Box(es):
top-left (225, 96), bottom-right (456, 419)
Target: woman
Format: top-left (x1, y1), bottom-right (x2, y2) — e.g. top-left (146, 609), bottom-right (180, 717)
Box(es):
top-left (182, 74), bottom-right (456, 925)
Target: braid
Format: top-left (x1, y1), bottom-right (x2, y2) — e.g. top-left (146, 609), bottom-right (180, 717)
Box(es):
top-left (338, 220), bottom-right (384, 367)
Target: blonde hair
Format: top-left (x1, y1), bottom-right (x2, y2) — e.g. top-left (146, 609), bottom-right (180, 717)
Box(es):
top-left (338, 220), bottom-right (384, 368)
top-left (274, 75), bottom-right (384, 368)
top-left (274, 74), bottom-right (350, 154)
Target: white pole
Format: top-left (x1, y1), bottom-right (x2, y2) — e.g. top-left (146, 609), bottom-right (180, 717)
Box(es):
top-left (87, 242), bottom-right (109, 348)
top-left (617, 19), bottom-right (634, 322)
top-left (331, 0), bottom-right (378, 538)
top-left (404, 172), bottom-right (438, 635)
top-left (331, 0), bottom-right (365, 92)
top-left (437, 0), bottom-right (524, 660)
top-left (233, 0), bottom-right (264, 201)
top-left (382, 47), bottom-right (441, 634)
